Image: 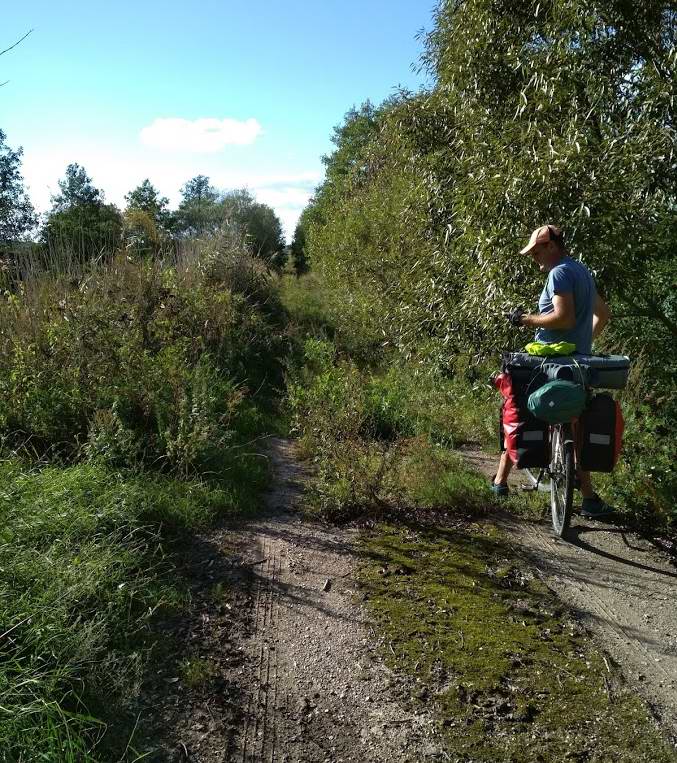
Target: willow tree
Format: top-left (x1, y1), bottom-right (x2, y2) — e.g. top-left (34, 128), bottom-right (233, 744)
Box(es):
top-left (307, 0), bottom-right (676, 363)
top-left (420, 0), bottom-right (677, 351)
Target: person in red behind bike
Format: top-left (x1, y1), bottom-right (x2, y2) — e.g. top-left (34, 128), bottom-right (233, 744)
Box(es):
top-left (492, 224), bottom-right (615, 519)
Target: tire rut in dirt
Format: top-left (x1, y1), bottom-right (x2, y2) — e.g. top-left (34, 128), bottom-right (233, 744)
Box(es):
top-left (241, 538), bottom-right (283, 762)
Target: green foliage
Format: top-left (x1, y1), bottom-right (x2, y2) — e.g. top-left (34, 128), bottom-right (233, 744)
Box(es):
top-left (279, 271), bottom-right (388, 365)
top-left (123, 179), bottom-right (172, 255)
top-left (0, 245), bottom-right (286, 472)
top-left (0, 128), bottom-right (36, 245)
top-left (173, 175), bottom-right (223, 237)
top-left (0, 234), bottom-right (280, 758)
top-left (222, 188), bottom-right (286, 268)
top-left (51, 163), bottom-right (103, 210)
top-left (171, 181), bottom-right (285, 268)
top-left (290, 219), bottom-right (308, 275)
top-left (125, 178), bottom-right (171, 228)
top-left (288, 337), bottom-right (498, 520)
top-left (0, 460), bottom-right (234, 760)
top-left (278, 272), bottom-right (336, 339)
top-left (302, 0), bottom-right (676, 528)
top-left (42, 163), bottom-right (122, 264)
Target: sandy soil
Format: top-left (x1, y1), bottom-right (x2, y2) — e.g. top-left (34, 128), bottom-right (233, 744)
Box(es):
top-left (231, 439), bottom-right (441, 762)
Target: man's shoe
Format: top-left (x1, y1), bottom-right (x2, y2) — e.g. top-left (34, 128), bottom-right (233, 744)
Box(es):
top-left (581, 494), bottom-right (615, 519)
top-left (491, 480), bottom-right (509, 498)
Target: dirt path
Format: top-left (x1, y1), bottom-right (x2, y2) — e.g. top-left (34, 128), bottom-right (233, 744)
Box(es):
top-left (462, 446), bottom-right (677, 740)
top-left (157, 438), bottom-right (439, 762)
top-left (230, 438), bottom-right (440, 762)
top-left (148, 440), bottom-right (676, 760)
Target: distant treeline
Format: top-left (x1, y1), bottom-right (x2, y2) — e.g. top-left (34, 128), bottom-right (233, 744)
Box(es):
top-left (0, 139), bottom-right (287, 271)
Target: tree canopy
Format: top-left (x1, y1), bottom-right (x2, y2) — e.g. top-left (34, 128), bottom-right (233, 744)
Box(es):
top-left (304, 0), bottom-right (677, 364)
top-left (125, 179), bottom-right (171, 227)
top-left (42, 164), bottom-right (122, 261)
top-left (123, 179), bottom-right (172, 255)
top-left (172, 178), bottom-right (285, 267)
top-left (222, 188), bottom-right (285, 268)
top-left (173, 175), bottom-right (223, 237)
top-left (0, 129), bottom-right (37, 245)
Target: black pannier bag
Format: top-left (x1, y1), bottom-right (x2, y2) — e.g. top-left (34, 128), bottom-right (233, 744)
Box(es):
top-left (578, 393), bottom-right (624, 473)
top-left (497, 372), bottom-right (550, 469)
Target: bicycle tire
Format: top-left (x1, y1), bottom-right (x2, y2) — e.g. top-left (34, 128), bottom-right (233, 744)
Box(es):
top-left (550, 424), bottom-right (574, 537)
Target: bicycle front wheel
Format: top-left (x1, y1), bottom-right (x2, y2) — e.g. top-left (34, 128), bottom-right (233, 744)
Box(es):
top-left (550, 424), bottom-right (574, 537)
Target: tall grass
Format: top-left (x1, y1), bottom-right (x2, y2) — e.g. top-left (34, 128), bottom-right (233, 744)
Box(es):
top-left (0, 231), bottom-right (285, 759)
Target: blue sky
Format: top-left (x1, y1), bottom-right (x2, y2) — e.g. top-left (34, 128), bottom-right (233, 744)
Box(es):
top-left (2, 1), bottom-right (434, 237)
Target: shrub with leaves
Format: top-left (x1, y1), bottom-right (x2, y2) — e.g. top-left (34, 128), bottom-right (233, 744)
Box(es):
top-left (302, 0), bottom-right (676, 528)
top-left (0, 241), bottom-right (286, 473)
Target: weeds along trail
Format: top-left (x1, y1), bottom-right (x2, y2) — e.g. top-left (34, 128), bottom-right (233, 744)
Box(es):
top-left (0, 243), bottom-right (287, 760)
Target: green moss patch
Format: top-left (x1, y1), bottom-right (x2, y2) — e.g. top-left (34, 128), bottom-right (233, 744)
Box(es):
top-left (361, 523), bottom-right (676, 762)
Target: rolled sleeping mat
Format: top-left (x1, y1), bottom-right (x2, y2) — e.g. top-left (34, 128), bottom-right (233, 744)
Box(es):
top-left (502, 352), bottom-right (630, 390)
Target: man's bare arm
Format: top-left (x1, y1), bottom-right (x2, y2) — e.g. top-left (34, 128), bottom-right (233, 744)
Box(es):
top-left (522, 293), bottom-right (576, 330)
top-left (592, 293), bottom-right (610, 339)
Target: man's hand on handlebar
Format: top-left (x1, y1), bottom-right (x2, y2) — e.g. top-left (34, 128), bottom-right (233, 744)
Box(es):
top-left (506, 307), bottom-right (526, 327)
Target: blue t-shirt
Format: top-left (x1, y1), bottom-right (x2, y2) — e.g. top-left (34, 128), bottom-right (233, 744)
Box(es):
top-left (536, 256), bottom-right (596, 354)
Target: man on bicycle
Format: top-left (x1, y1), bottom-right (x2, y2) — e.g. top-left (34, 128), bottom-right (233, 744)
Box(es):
top-left (492, 224), bottom-right (614, 519)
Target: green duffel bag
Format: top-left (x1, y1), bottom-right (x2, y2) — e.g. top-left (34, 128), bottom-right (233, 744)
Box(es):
top-left (527, 380), bottom-right (586, 424)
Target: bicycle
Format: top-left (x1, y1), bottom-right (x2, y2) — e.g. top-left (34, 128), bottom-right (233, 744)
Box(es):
top-left (499, 346), bottom-right (590, 539)
top-left (502, 345), bottom-right (629, 538)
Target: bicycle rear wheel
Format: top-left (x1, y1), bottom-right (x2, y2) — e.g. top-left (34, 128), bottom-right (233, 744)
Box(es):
top-left (550, 423), bottom-right (574, 537)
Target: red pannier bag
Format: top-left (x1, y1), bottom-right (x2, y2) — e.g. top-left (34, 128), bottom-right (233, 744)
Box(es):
top-left (578, 393), bottom-right (624, 472)
top-left (495, 372), bottom-right (550, 469)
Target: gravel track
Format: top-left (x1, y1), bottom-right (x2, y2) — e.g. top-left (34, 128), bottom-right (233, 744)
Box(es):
top-left (230, 438), bottom-right (440, 762)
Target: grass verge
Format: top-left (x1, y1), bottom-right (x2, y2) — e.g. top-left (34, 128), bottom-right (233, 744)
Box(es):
top-left (0, 446), bottom-right (269, 761)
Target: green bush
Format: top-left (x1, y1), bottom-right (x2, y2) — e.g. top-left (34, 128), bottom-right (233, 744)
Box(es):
top-left (0, 246), bottom-right (286, 473)
top-left (0, 237), bottom-right (282, 758)
top-left (288, 340), bottom-right (499, 520)
top-left (299, 0), bottom-right (676, 531)
top-left (279, 272), bottom-right (386, 365)
top-left (600, 362), bottom-right (677, 529)
top-left (397, 439), bottom-right (492, 511)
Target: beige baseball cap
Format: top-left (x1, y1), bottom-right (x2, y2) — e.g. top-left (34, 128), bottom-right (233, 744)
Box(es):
top-left (520, 224), bottom-right (563, 254)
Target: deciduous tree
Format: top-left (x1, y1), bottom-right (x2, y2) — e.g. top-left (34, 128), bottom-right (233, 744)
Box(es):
top-left (0, 129), bottom-right (36, 245)
top-left (43, 163), bottom-right (122, 262)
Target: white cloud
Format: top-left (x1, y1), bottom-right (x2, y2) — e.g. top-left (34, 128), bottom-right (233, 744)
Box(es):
top-left (140, 117), bottom-right (263, 152)
top-left (255, 187), bottom-right (312, 210)
top-left (253, 186), bottom-right (314, 239)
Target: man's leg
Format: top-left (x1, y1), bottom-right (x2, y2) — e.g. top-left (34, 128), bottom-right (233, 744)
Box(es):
top-left (495, 450), bottom-right (513, 486)
top-left (578, 470), bottom-right (595, 499)
top-left (578, 469), bottom-right (615, 518)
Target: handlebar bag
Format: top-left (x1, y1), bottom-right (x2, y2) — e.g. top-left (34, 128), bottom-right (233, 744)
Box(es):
top-left (527, 380), bottom-right (586, 424)
top-left (495, 372), bottom-right (550, 468)
top-left (579, 393), bottom-right (624, 472)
